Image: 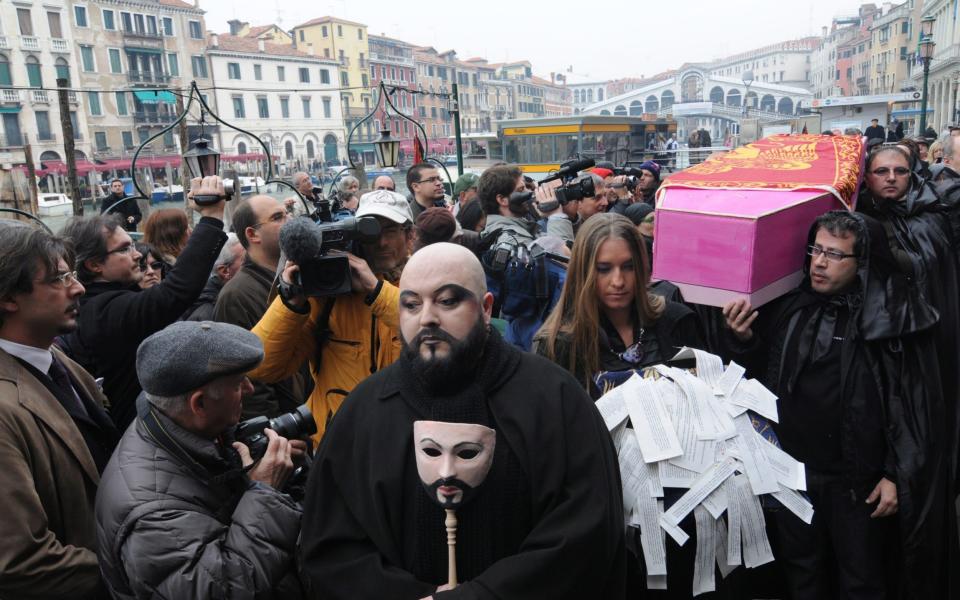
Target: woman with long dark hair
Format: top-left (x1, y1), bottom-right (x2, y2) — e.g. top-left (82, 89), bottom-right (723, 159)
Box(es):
top-left (534, 213), bottom-right (703, 398)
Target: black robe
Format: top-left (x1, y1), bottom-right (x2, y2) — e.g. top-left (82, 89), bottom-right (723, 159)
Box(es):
top-left (299, 332), bottom-right (626, 599)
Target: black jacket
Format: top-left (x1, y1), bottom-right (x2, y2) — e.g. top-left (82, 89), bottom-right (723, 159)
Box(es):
top-left (536, 299), bottom-right (704, 399)
top-left (734, 212), bottom-right (953, 599)
top-left (99, 193), bottom-right (141, 232)
top-left (182, 274), bottom-right (224, 322)
top-left (75, 217), bottom-right (226, 430)
top-left (300, 332), bottom-right (626, 599)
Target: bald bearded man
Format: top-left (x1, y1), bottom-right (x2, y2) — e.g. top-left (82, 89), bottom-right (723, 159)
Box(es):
top-left (300, 243), bottom-right (625, 599)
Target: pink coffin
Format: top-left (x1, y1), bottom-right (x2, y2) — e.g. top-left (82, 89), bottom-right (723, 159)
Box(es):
top-left (651, 187), bottom-right (847, 307)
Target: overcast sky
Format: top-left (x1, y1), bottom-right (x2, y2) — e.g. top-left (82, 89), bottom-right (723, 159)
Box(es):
top-left (203, 0), bottom-right (875, 81)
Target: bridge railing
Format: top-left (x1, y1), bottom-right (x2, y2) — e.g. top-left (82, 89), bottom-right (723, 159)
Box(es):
top-left (629, 145), bottom-right (733, 171)
top-left (656, 102), bottom-right (795, 122)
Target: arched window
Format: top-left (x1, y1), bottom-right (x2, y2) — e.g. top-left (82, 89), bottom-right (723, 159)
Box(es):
top-left (645, 95), bottom-right (659, 113)
top-left (25, 56), bottom-right (42, 88)
top-left (660, 90), bottom-right (675, 108)
top-left (284, 140), bottom-right (294, 159)
top-left (237, 141), bottom-right (247, 155)
top-left (0, 54), bottom-right (12, 86)
top-left (306, 140), bottom-right (315, 159)
top-left (777, 97), bottom-right (794, 115)
top-left (760, 94), bottom-right (776, 112)
top-left (709, 86), bottom-right (724, 104)
top-left (323, 133), bottom-right (338, 162)
top-left (599, 109), bottom-right (610, 115)
top-left (597, 88), bottom-right (604, 101)
top-left (726, 89), bottom-right (742, 106)
top-left (587, 89), bottom-right (594, 102)
top-left (629, 100), bottom-right (643, 116)
top-left (55, 58), bottom-right (70, 85)
top-left (614, 105), bottom-right (627, 116)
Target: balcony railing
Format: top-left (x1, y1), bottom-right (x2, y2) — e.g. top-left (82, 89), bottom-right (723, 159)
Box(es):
top-left (0, 134), bottom-right (24, 149)
top-left (20, 36), bottom-right (39, 51)
top-left (369, 51), bottom-right (414, 66)
top-left (0, 36), bottom-right (9, 50)
top-left (31, 90), bottom-right (49, 104)
top-left (133, 112), bottom-right (176, 125)
top-left (128, 71), bottom-right (171, 84)
top-left (1, 89), bottom-right (20, 104)
top-left (67, 91), bottom-right (78, 104)
top-left (50, 38), bottom-right (69, 53)
top-left (339, 56), bottom-right (350, 67)
top-left (122, 27), bottom-right (163, 39)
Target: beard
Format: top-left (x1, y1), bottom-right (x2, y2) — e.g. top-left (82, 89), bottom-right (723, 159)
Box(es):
top-left (423, 476), bottom-right (478, 509)
top-left (401, 315), bottom-right (488, 394)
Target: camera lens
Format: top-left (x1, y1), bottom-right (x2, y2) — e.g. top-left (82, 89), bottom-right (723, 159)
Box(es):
top-left (267, 405), bottom-right (317, 440)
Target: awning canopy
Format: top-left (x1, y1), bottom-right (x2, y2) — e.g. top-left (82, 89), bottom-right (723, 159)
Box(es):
top-left (133, 90), bottom-right (176, 104)
top-left (41, 159), bottom-right (100, 176)
top-left (0, 106), bottom-right (21, 114)
top-left (221, 153), bottom-right (279, 162)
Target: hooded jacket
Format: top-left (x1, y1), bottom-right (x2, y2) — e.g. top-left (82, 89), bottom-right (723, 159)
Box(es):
top-left (735, 211), bottom-right (953, 599)
top-left (482, 214), bottom-right (537, 248)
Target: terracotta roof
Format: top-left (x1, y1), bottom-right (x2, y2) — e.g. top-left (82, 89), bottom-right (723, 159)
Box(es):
top-left (209, 34), bottom-right (333, 61)
top-left (159, 0), bottom-right (196, 8)
top-left (293, 16), bottom-right (366, 29)
top-left (243, 25), bottom-right (276, 38)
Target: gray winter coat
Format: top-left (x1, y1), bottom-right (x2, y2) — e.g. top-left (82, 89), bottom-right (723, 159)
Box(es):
top-left (94, 402), bottom-right (303, 599)
top-left (482, 214), bottom-right (537, 247)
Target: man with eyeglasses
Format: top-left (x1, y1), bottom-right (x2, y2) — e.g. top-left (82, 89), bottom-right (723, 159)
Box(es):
top-left (0, 220), bottom-right (118, 598)
top-left (247, 190), bottom-right (414, 442)
top-left (722, 209), bottom-right (953, 598)
top-left (213, 195), bottom-right (303, 420)
top-left (406, 163), bottom-right (447, 221)
top-left (60, 176), bottom-right (228, 431)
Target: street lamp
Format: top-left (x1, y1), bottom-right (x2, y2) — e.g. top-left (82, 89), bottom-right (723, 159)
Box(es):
top-left (183, 136), bottom-right (221, 179)
top-left (919, 16), bottom-right (937, 135)
top-left (742, 70), bottom-right (754, 117)
top-left (373, 128), bottom-right (400, 168)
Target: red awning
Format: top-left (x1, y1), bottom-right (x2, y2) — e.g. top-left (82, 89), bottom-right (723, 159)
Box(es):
top-left (221, 152), bottom-right (279, 162)
top-left (135, 155), bottom-right (182, 169)
top-left (93, 158), bottom-right (134, 172)
top-left (41, 159), bottom-right (101, 176)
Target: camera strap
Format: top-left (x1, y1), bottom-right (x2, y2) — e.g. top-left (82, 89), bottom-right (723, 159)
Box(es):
top-left (312, 297), bottom-right (338, 375)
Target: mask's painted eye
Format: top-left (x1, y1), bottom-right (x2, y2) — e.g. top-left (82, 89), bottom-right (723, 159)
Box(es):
top-left (422, 447), bottom-right (442, 457)
top-left (457, 448), bottom-right (480, 459)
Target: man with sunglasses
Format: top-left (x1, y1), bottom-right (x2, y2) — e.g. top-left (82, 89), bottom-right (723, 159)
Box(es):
top-left (61, 176), bottom-right (228, 431)
top-left (723, 209), bottom-right (953, 598)
top-left (0, 221), bottom-right (117, 598)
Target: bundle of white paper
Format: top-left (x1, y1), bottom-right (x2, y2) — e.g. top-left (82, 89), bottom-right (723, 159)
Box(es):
top-left (598, 347), bottom-right (813, 595)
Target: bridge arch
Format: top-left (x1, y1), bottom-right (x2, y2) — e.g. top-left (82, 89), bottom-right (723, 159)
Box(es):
top-left (760, 94), bottom-right (776, 112)
top-left (661, 90), bottom-right (675, 108)
top-left (709, 86), bottom-right (724, 104)
top-left (629, 100), bottom-right (643, 116)
top-left (778, 97), bottom-right (794, 115)
top-left (726, 89), bottom-right (741, 106)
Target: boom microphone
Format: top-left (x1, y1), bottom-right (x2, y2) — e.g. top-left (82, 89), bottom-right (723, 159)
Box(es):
top-left (539, 158), bottom-right (596, 184)
top-left (279, 217), bottom-right (323, 265)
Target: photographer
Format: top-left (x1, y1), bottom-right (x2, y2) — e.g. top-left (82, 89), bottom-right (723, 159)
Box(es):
top-left (247, 190), bottom-right (413, 441)
top-left (634, 160), bottom-right (661, 206)
top-left (606, 175), bottom-right (635, 215)
top-left (96, 321), bottom-right (303, 600)
top-left (61, 177), bottom-right (228, 431)
top-left (535, 173), bottom-right (608, 244)
top-left (479, 164), bottom-right (537, 247)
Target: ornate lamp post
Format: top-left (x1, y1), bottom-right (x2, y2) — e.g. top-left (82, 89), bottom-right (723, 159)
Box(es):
top-left (919, 15), bottom-right (937, 135)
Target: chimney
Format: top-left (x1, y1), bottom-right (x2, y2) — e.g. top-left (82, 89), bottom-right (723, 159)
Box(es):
top-left (211, 33), bottom-right (219, 48)
top-left (227, 19), bottom-right (244, 36)
top-left (258, 39), bottom-right (265, 53)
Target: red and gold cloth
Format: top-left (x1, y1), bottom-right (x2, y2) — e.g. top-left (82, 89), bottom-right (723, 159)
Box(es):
top-left (659, 134), bottom-right (865, 209)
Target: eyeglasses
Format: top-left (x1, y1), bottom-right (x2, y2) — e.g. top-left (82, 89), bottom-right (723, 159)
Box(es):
top-left (46, 271), bottom-right (79, 288)
top-left (807, 245), bottom-right (856, 262)
top-left (869, 166), bottom-right (910, 177)
top-left (253, 211), bottom-right (288, 228)
top-left (416, 176), bottom-right (443, 184)
top-left (642, 215), bottom-right (655, 224)
top-left (106, 243), bottom-right (137, 256)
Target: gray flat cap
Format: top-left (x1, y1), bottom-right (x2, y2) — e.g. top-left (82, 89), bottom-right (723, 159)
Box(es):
top-left (136, 321), bottom-right (264, 396)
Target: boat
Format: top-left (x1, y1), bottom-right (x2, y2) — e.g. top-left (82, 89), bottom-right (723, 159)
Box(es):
top-left (239, 176), bottom-right (266, 195)
top-left (150, 184), bottom-right (184, 204)
top-left (37, 193), bottom-right (72, 217)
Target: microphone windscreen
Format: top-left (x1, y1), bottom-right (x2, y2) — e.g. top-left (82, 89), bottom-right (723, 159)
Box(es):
top-left (279, 217), bottom-right (323, 265)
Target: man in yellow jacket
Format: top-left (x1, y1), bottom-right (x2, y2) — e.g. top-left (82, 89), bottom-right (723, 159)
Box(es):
top-left (248, 190), bottom-right (414, 441)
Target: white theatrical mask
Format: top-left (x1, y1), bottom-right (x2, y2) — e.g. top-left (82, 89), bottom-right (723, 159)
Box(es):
top-left (413, 420), bottom-right (496, 508)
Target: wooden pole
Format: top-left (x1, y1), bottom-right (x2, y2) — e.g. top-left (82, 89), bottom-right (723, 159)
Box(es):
top-left (23, 137), bottom-right (39, 215)
top-left (445, 509), bottom-right (458, 589)
top-left (175, 94), bottom-right (193, 224)
top-left (56, 78), bottom-right (82, 216)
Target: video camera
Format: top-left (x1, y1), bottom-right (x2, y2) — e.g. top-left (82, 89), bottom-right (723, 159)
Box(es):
top-left (537, 157), bottom-right (598, 213)
top-left (279, 216), bottom-right (382, 297)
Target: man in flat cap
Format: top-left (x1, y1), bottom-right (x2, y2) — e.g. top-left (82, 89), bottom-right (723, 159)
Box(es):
top-left (95, 321), bottom-right (304, 599)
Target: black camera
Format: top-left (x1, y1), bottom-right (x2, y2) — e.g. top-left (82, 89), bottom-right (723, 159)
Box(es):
top-left (555, 176), bottom-right (596, 205)
top-left (294, 217), bottom-right (382, 297)
top-left (234, 405), bottom-right (317, 461)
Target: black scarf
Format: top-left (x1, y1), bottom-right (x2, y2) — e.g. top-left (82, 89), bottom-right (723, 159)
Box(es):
top-left (396, 328), bottom-right (530, 584)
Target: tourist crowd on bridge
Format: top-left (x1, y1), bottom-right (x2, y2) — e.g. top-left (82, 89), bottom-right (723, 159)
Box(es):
top-left (1, 123), bottom-right (959, 599)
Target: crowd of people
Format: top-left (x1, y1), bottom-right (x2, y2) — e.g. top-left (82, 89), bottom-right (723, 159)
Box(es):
top-left (0, 129), bottom-right (958, 600)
